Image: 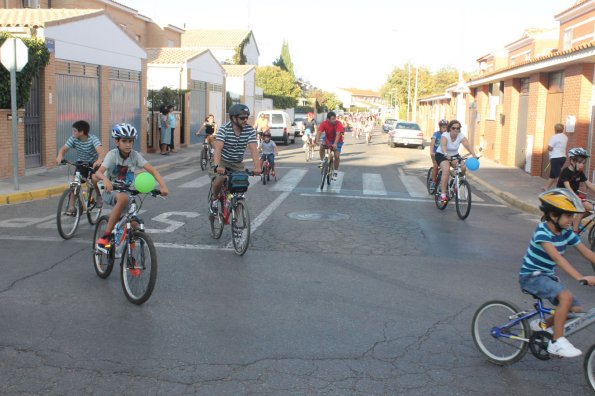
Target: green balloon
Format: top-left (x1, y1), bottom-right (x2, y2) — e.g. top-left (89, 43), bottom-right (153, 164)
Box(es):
top-left (134, 172), bottom-right (156, 193)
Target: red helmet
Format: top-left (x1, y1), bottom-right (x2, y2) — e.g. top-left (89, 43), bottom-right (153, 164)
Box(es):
top-left (438, 119), bottom-right (448, 126)
top-left (307, 112), bottom-right (314, 118)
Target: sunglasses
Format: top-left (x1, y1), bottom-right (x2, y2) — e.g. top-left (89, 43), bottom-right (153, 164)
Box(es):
top-left (451, 126), bottom-right (461, 131)
top-left (238, 116), bottom-right (249, 121)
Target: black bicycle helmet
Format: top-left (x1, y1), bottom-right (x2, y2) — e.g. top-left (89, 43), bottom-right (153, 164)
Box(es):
top-left (229, 104), bottom-right (250, 118)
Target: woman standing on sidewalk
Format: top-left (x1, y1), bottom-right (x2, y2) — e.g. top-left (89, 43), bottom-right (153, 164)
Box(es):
top-left (544, 123), bottom-right (567, 191)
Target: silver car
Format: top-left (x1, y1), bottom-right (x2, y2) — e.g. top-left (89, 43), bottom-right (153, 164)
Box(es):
top-left (387, 121), bottom-right (424, 150)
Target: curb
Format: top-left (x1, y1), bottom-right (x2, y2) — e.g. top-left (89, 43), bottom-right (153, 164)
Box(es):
top-left (467, 172), bottom-right (541, 216)
top-left (0, 154), bottom-right (197, 206)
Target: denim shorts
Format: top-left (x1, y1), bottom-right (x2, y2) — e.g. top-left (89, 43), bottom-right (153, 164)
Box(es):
top-left (101, 190), bottom-right (132, 208)
top-left (519, 273), bottom-right (580, 307)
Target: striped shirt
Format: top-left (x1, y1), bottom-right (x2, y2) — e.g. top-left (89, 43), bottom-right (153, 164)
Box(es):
top-left (215, 121), bottom-right (257, 163)
top-left (65, 134), bottom-right (101, 163)
top-left (520, 222), bottom-right (580, 276)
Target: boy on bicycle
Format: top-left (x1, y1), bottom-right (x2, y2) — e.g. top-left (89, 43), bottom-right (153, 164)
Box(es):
top-left (556, 147), bottom-right (595, 233)
top-left (519, 188), bottom-right (595, 357)
top-left (260, 131), bottom-right (278, 177)
top-left (55, 120), bottom-right (105, 209)
top-left (94, 123), bottom-right (169, 248)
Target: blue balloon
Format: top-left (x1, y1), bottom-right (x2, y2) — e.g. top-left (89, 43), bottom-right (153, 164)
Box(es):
top-left (466, 157), bottom-right (480, 171)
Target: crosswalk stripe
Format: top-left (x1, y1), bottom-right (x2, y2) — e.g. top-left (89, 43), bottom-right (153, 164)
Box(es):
top-left (179, 175), bottom-right (211, 188)
top-left (163, 168), bottom-right (197, 181)
top-left (363, 173), bottom-right (387, 195)
top-left (400, 175), bottom-right (428, 198)
top-left (317, 171), bottom-right (344, 193)
top-left (271, 169), bottom-right (308, 191)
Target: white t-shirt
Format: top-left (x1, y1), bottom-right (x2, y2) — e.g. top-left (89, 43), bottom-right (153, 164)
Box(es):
top-left (548, 133), bottom-right (567, 159)
top-left (436, 132), bottom-right (465, 156)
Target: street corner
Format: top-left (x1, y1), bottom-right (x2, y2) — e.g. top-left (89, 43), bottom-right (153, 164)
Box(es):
top-left (0, 184), bottom-right (67, 205)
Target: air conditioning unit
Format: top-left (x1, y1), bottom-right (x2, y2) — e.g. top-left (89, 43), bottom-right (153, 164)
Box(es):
top-left (23, 0), bottom-right (40, 8)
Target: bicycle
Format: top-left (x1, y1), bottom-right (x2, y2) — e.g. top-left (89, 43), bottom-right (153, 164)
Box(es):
top-left (426, 166), bottom-right (438, 195)
top-left (319, 147), bottom-right (335, 191)
top-left (208, 169), bottom-right (255, 256)
top-left (200, 138), bottom-right (213, 171)
top-left (56, 160), bottom-right (102, 239)
top-left (303, 135), bottom-right (316, 162)
top-left (471, 281), bottom-right (594, 391)
top-left (92, 182), bottom-right (162, 305)
top-left (260, 155), bottom-right (276, 185)
top-left (434, 153), bottom-right (476, 220)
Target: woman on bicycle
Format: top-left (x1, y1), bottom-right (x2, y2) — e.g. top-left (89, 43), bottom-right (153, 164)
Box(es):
top-left (435, 119), bottom-right (479, 203)
top-left (259, 131), bottom-right (278, 177)
top-left (519, 188), bottom-right (595, 358)
top-left (430, 119), bottom-right (448, 191)
top-left (303, 112), bottom-right (317, 149)
top-left (196, 114), bottom-right (218, 153)
top-left (253, 113), bottom-right (270, 148)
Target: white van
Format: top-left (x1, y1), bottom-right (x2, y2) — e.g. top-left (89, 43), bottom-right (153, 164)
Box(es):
top-left (257, 110), bottom-right (296, 145)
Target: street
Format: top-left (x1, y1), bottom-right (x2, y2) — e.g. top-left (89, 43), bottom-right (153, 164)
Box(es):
top-left (0, 130), bottom-right (593, 395)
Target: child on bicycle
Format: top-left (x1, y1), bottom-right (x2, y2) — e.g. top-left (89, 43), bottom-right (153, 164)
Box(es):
top-left (260, 131), bottom-right (278, 177)
top-left (55, 120), bottom-right (105, 209)
top-left (556, 147), bottom-right (595, 233)
top-left (519, 188), bottom-right (595, 358)
top-left (94, 123), bottom-right (169, 248)
top-left (195, 114), bottom-right (218, 153)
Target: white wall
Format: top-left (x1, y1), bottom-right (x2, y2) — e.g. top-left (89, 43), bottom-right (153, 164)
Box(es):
top-left (147, 65), bottom-right (183, 89)
top-left (45, 14), bottom-right (145, 70)
top-left (188, 51), bottom-right (225, 85)
top-left (226, 76), bottom-right (244, 96)
top-left (245, 34), bottom-right (259, 65)
top-left (209, 48), bottom-right (235, 64)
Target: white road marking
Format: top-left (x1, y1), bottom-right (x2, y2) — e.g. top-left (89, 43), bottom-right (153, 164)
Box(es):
top-left (317, 171), bottom-right (344, 193)
top-left (179, 175), bottom-right (211, 189)
top-left (299, 193), bottom-right (505, 207)
top-left (0, 214), bottom-right (54, 228)
top-left (163, 168), bottom-right (197, 181)
top-left (271, 169), bottom-right (308, 192)
top-left (144, 211), bottom-right (199, 233)
top-left (363, 173), bottom-right (387, 195)
top-left (400, 175), bottom-right (428, 198)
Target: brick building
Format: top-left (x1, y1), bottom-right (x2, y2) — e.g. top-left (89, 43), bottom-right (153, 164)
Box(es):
top-left (418, 0), bottom-right (595, 181)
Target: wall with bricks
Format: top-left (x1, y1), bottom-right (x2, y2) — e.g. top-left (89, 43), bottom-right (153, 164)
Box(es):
top-left (0, 109), bottom-right (26, 179)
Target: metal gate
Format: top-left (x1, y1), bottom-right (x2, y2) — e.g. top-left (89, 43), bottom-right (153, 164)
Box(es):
top-left (209, 83), bottom-right (223, 127)
top-left (189, 80), bottom-right (207, 144)
top-left (55, 61), bottom-right (100, 163)
top-left (24, 75), bottom-right (41, 168)
top-left (109, 68), bottom-right (141, 151)
top-left (515, 78), bottom-right (530, 169)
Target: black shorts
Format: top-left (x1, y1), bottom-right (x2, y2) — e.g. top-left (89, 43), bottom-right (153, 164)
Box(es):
top-left (549, 157), bottom-right (565, 178)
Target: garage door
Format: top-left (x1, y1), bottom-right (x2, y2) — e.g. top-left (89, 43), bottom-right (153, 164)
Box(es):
top-left (55, 61), bottom-right (100, 163)
top-left (209, 83), bottom-right (224, 127)
top-left (189, 80), bottom-right (207, 144)
top-left (109, 68), bottom-right (141, 151)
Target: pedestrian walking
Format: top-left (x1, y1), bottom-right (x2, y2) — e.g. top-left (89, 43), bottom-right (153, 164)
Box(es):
top-left (544, 123), bottom-right (568, 191)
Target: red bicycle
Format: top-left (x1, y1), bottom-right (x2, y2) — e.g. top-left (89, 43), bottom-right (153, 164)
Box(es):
top-left (260, 154), bottom-right (276, 185)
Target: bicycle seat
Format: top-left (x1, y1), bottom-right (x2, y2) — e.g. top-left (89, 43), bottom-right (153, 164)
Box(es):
top-left (522, 289), bottom-right (543, 301)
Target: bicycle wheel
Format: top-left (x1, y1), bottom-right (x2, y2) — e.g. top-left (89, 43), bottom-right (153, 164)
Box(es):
top-left (471, 300), bottom-right (529, 365)
top-left (434, 187), bottom-right (448, 210)
top-left (426, 167), bottom-right (435, 195)
top-left (584, 344), bottom-right (595, 392)
top-left (86, 185), bottom-right (102, 225)
top-left (327, 159), bottom-right (333, 186)
top-left (57, 189), bottom-right (82, 239)
top-left (261, 166), bottom-right (267, 185)
top-left (92, 215), bottom-right (114, 279)
top-left (305, 144), bottom-right (310, 161)
top-left (455, 179), bottom-right (472, 220)
top-left (210, 198), bottom-right (224, 239)
top-left (121, 231), bottom-right (157, 305)
top-left (320, 161), bottom-right (328, 190)
top-left (231, 199), bottom-right (251, 256)
top-left (200, 147), bottom-right (207, 171)
top-left (587, 223), bottom-right (595, 246)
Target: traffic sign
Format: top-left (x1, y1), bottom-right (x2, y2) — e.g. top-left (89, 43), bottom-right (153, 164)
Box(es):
top-left (0, 37), bottom-right (29, 72)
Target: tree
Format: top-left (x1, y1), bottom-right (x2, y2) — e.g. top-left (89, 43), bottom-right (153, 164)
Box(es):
top-left (255, 66), bottom-right (301, 109)
top-left (273, 40), bottom-right (295, 80)
top-left (309, 88), bottom-right (341, 112)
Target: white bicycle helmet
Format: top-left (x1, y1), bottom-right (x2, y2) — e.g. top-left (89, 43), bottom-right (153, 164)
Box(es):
top-left (111, 123), bottom-right (138, 139)
top-left (568, 147), bottom-right (589, 159)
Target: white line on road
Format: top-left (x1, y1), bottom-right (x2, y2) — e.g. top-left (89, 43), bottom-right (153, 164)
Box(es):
top-left (163, 168), bottom-right (198, 181)
top-left (179, 175), bottom-right (211, 189)
top-left (317, 171), bottom-right (344, 193)
top-left (299, 193), bottom-right (506, 207)
top-left (363, 173), bottom-right (387, 195)
top-left (271, 169), bottom-right (308, 192)
top-left (399, 175), bottom-right (428, 198)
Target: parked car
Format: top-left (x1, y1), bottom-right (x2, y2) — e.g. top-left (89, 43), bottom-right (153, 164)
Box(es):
top-left (383, 118), bottom-right (397, 132)
top-left (387, 121), bottom-right (424, 149)
top-left (294, 116), bottom-right (306, 136)
top-left (257, 110), bottom-right (296, 145)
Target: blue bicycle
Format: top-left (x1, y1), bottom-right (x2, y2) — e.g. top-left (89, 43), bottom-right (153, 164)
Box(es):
top-left (471, 281), bottom-right (594, 390)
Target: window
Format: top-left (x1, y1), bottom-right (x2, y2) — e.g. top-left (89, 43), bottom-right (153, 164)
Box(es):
top-left (519, 78), bottom-right (530, 95)
top-left (488, 83), bottom-right (500, 120)
top-left (136, 35), bottom-right (141, 42)
top-left (563, 28), bottom-right (572, 50)
top-left (548, 71), bottom-right (564, 93)
top-left (272, 114), bottom-right (283, 124)
top-left (167, 39), bottom-right (174, 48)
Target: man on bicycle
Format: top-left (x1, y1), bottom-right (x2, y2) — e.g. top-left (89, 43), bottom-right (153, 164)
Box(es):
top-left (210, 104), bottom-right (261, 213)
top-left (315, 111), bottom-right (345, 180)
top-left (303, 112), bottom-right (317, 149)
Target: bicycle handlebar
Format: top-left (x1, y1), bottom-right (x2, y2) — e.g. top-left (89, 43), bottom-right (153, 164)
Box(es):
top-left (60, 159), bottom-right (97, 173)
top-left (111, 181), bottom-right (163, 197)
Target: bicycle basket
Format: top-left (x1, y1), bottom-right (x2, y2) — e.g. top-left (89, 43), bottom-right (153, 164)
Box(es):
top-left (228, 172), bottom-right (250, 193)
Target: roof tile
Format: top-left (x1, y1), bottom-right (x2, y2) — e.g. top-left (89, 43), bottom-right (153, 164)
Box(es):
top-left (146, 47), bottom-right (208, 64)
top-left (0, 8), bottom-right (104, 28)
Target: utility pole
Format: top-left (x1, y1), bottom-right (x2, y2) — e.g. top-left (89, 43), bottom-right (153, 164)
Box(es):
top-left (407, 63), bottom-right (411, 122)
top-left (413, 66), bottom-right (418, 123)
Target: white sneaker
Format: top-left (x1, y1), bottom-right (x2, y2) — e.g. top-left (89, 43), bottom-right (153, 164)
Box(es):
top-left (332, 172), bottom-right (338, 181)
top-left (547, 336), bottom-right (582, 358)
top-left (530, 319), bottom-right (553, 333)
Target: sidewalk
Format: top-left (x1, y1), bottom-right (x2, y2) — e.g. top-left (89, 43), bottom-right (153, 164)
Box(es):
top-left (0, 144), bottom-right (546, 215)
top-left (0, 146), bottom-right (199, 204)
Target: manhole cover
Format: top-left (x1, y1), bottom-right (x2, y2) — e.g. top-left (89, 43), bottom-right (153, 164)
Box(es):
top-left (287, 211), bottom-right (350, 221)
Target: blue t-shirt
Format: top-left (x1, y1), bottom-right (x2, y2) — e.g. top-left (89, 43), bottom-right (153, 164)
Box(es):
top-left (431, 130), bottom-right (442, 152)
top-left (520, 222), bottom-right (580, 277)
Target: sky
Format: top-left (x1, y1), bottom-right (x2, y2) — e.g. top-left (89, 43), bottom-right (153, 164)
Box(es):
top-left (120, 0), bottom-right (577, 92)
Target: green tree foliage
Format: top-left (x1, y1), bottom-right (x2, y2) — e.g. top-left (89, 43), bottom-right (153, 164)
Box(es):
top-left (308, 88), bottom-right (342, 113)
top-left (255, 66), bottom-right (301, 109)
top-left (232, 35), bottom-right (249, 65)
top-left (380, 63), bottom-right (464, 119)
top-left (0, 32), bottom-right (50, 109)
top-left (273, 40), bottom-right (295, 80)
top-left (147, 86), bottom-right (187, 112)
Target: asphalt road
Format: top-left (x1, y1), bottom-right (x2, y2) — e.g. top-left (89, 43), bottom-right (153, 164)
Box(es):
top-left (0, 130), bottom-right (593, 395)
